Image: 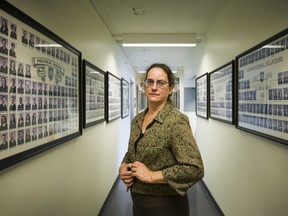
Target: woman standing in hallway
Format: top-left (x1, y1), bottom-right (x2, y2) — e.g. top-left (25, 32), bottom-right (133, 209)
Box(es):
top-left (119, 63), bottom-right (204, 216)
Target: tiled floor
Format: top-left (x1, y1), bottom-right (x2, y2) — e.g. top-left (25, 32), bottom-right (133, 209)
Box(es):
top-left (99, 178), bottom-right (224, 216)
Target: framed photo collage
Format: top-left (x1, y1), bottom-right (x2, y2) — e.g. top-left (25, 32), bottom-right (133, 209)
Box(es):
top-left (0, 1), bottom-right (130, 170)
top-left (196, 28), bottom-right (288, 146)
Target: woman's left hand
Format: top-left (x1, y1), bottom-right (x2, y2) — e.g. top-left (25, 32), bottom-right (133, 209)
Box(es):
top-left (131, 161), bottom-right (166, 184)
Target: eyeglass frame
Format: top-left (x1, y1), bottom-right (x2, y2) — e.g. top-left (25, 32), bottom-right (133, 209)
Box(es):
top-left (143, 79), bottom-right (170, 87)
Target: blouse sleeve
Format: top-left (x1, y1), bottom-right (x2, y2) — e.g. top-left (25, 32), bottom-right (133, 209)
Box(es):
top-left (162, 114), bottom-right (204, 196)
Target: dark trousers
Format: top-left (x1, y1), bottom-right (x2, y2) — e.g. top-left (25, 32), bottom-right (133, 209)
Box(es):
top-left (131, 192), bottom-right (189, 216)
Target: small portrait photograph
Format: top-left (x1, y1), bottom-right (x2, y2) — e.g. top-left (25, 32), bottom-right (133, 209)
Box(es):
top-left (284, 121), bottom-right (288, 133)
top-left (9, 77), bottom-right (16, 93)
top-left (48, 124), bottom-right (53, 135)
top-left (53, 97), bottom-right (57, 108)
top-left (38, 82), bottom-right (43, 95)
top-left (43, 83), bottom-right (48, 95)
top-left (38, 125), bottom-right (43, 139)
top-left (0, 17), bottom-right (9, 36)
top-left (9, 131), bottom-right (17, 148)
top-left (35, 36), bottom-right (40, 51)
top-left (10, 23), bottom-right (17, 40)
top-left (284, 71), bottom-right (288, 84)
top-left (21, 29), bottom-right (28, 45)
top-left (43, 124), bottom-right (48, 137)
top-left (9, 42), bottom-right (16, 58)
top-left (25, 96), bottom-right (31, 110)
top-left (0, 133), bottom-right (8, 151)
top-left (9, 113), bottom-right (17, 129)
top-left (25, 64), bottom-right (31, 78)
top-left (43, 111), bottom-right (48, 123)
top-left (53, 110), bottom-right (57, 121)
top-left (57, 98), bottom-right (61, 108)
top-left (25, 112), bottom-right (31, 126)
top-left (277, 88), bottom-right (283, 100)
top-left (38, 97), bottom-right (43, 110)
top-left (32, 81), bottom-right (37, 94)
top-left (25, 80), bottom-right (31, 94)
top-left (48, 97), bottom-right (53, 109)
top-left (0, 56), bottom-right (8, 74)
top-left (53, 85), bottom-right (57, 96)
top-left (38, 111), bottom-right (43, 124)
top-left (25, 128), bottom-right (31, 143)
top-left (18, 112), bottom-right (24, 128)
top-left (17, 79), bottom-right (24, 94)
top-left (48, 111), bottom-right (52, 122)
top-left (57, 85), bottom-right (61, 96)
top-left (51, 46), bottom-right (55, 57)
top-left (17, 62), bottom-right (24, 77)
top-left (9, 95), bottom-right (16, 111)
top-left (18, 129), bottom-right (24, 145)
top-left (43, 97), bottom-right (48, 109)
top-left (18, 96), bottom-right (24, 111)
top-left (32, 127), bottom-right (37, 141)
top-left (9, 59), bottom-right (16, 75)
top-left (48, 84), bottom-right (53, 96)
top-left (278, 72), bottom-right (284, 85)
top-left (32, 97), bottom-right (37, 110)
top-left (0, 114), bottom-right (8, 131)
top-left (29, 32), bottom-right (35, 48)
top-left (0, 94), bottom-right (7, 111)
top-left (31, 112), bottom-right (37, 125)
top-left (0, 37), bottom-right (8, 55)
top-left (0, 75), bottom-right (8, 92)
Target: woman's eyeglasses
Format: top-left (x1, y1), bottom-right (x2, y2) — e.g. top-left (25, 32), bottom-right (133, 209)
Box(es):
top-left (144, 79), bottom-right (169, 87)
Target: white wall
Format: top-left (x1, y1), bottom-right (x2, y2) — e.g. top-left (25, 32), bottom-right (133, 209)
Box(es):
top-left (195, 0), bottom-right (288, 215)
top-left (0, 0), bottom-right (134, 216)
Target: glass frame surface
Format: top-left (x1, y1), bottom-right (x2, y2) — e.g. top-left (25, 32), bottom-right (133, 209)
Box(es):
top-left (235, 28), bottom-right (288, 146)
top-left (0, 1), bottom-right (82, 170)
top-left (83, 60), bottom-right (105, 127)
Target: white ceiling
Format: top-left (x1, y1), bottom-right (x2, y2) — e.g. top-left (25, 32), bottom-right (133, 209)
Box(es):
top-left (90, 0), bottom-right (229, 77)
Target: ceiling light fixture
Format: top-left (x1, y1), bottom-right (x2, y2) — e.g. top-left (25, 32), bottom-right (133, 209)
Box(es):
top-left (122, 33), bottom-right (197, 47)
top-left (137, 70), bottom-right (177, 74)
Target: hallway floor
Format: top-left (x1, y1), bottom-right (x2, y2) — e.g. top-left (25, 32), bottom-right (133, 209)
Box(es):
top-left (99, 178), bottom-right (224, 216)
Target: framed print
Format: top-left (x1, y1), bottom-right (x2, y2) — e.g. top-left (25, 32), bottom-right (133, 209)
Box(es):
top-left (105, 72), bottom-right (121, 123)
top-left (121, 78), bottom-right (129, 118)
top-left (236, 28), bottom-right (288, 146)
top-left (196, 73), bottom-right (209, 119)
top-left (209, 61), bottom-right (234, 124)
top-left (83, 60), bottom-right (105, 127)
top-left (0, 1), bottom-right (82, 170)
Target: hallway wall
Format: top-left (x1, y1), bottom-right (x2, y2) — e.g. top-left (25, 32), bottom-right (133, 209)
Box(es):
top-left (0, 1), bottom-right (134, 216)
top-left (195, 0), bottom-right (288, 215)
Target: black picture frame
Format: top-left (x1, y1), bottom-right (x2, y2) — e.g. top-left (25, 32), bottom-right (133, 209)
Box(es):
top-left (105, 72), bottom-right (121, 123)
top-left (83, 60), bottom-right (105, 128)
top-left (121, 78), bottom-right (129, 118)
top-left (235, 28), bottom-right (288, 146)
top-left (209, 61), bottom-right (235, 124)
top-left (0, 1), bottom-right (82, 170)
top-left (196, 73), bottom-right (209, 119)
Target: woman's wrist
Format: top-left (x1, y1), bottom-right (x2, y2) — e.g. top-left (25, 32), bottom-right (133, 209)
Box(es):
top-left (150, 171), bottom-right (167, 184)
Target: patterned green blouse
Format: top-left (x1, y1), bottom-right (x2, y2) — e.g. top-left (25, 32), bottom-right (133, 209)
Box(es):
top-left (122, 103), bottom-right (204, 196)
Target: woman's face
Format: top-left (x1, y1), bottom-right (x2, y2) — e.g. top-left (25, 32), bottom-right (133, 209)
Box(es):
top-left (145, 67), bottom-right (172, 105)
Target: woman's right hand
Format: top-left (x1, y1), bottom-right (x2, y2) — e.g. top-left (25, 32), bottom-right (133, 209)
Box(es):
top-left (119, 163), bottom-right (134, 187)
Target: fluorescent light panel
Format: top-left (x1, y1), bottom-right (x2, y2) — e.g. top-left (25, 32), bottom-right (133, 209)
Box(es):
top-left (138, 70), bottom-right (177, 74)
top-left (123, 43), bottom-right (196, 47)
top-left (122, 33), bottom-right (197, 47)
